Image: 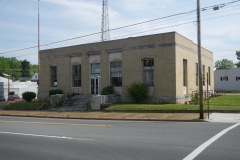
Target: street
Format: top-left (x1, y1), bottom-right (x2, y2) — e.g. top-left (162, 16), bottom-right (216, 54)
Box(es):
top-left (0, 116), bottom-right (239, 160)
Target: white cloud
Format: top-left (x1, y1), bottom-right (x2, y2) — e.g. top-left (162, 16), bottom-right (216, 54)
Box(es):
top-left (114, 0), bottom-right (173, 11)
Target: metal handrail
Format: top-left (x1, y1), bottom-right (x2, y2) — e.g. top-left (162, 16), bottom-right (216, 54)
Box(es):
top-left (57, 88), bottom-right (73, 105)
top-left (56, 87), bottom-right (81, 106)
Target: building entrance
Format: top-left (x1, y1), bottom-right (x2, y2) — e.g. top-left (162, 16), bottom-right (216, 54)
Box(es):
top-left (90, 76), bottom-right (100, 95)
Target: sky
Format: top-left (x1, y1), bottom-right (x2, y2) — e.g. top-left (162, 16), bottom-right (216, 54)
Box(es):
top-left (0, 0), bottom-right (239, 65)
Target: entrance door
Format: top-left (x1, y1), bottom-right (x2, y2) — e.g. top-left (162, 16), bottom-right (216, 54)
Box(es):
top-left (91, 77), bottom-right (99, 94)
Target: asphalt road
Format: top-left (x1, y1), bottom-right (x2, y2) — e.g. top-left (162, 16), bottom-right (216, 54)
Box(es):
top-left (0, 116), bottom-right (239, 160)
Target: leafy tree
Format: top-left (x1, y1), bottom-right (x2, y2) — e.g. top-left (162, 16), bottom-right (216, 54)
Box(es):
top-left (0, 57), bottom-right (36, 80)
top-left (236, 51), bottom-right (240, 68)
top-left (21, 59), bottom-right (30, 77)
top-left (30, 64), bottom-right (38, 76)
top-left (8, 58), bottom-right (22, 80)
top-left (0, 57), bottom-right (21, 80)
top-left (215, 59), bottom-right (235, 70)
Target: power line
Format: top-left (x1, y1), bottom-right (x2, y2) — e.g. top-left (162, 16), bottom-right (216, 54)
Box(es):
top-left (1, 0), bottom-right (240, 55)
top-left (4, 11), bottom-right (240, 55)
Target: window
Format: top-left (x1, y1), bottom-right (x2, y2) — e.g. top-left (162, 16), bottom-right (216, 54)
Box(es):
top-left (143, 59), bottom-right (154, 86)
top-left (183, 59), bottom-right (187, 86)
top-left (72, 65), bottom-right (81, 87)
top-left (220, 76), bottom-right (228, 81)
top-left (208, 66), bottom-right (211, 85)
top-left (196, 63), bottom-right (198, 86)
top-left (91, 63), bottom-right (100, 74)
top-left (110, 62), bottom-right (122, 86)
top-left (202, 65), bottom-right (205, 86)
top-left (50, 66), bottom-right (57, 87)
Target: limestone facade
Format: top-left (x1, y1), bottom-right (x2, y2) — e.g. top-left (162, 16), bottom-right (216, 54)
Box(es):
top-left (39, 32), bottom-right (214, 103)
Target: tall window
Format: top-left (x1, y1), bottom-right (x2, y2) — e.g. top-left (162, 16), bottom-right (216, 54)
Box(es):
top-left (72, 65), bottom-right (81, 87)
top-left (110, 61), bottom-right (122, 86)
top-left (202, 65), bottom-right (205, 86)
top-left (91, 63), bottom-right (100, 74)
top-left (183, 59), bottom-right (187, 86)
top-left (208, 66), bottom-right (211, 86)
top-left (143, 59), bottom-right (154, 86)
top-left (50, 66), bottom-right (57, 87)
top-left (196, 63), bottom-right (198, 86)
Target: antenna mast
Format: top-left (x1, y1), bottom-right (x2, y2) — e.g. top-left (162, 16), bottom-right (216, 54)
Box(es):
top-left (101, 0), bottom-right (110, 41)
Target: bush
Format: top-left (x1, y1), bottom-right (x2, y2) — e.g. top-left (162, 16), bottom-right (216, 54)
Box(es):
top-left (101, 86), bottom-right (114, 95)
top-left (127, 82), bottom-right (148, 103)
top-left (49, 89), bottom-right (63, 96)
top-left (191, 92), bottom-right (199, 104)
top-left (22, 91), bottom-right (36, 102)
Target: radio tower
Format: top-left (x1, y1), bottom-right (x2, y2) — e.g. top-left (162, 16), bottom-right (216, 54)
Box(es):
top-left (101, 0), bottom-right (110, 41)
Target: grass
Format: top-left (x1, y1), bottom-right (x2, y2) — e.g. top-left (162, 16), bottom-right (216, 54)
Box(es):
top-left (2, 95), bottom-right (239, 112)
top-left (107, 104), bottom-right (198, 111)
top-left (4, 101), bottom-right (48, 110)
top-left (106, 95), bottom-right (240, 111)
top-left (207, 95), bottom-right (240, 110)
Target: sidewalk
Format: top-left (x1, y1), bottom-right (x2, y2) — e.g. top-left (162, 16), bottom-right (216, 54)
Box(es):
top-left (207, 113), bottom-right (240, 123)
top-left (0, 110), bottom-right (202, 121)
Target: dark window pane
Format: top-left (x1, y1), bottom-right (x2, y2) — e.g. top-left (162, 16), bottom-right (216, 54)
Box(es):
top-left (50, 66), bottom-right (57, 87)
top-left (72, 65), bottom-right (81, 87)
top-left (143, 59), bottom-right (154, 86)
top-left (110, 62), bottom-right (122, 87)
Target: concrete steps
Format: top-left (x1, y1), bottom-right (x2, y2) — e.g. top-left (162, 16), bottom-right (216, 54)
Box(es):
top-left (52, 95), bottom-right (92, 111)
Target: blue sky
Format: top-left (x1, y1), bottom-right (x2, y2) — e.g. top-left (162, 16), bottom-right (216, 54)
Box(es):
top-left (0, 0), bottom-right (239, 65)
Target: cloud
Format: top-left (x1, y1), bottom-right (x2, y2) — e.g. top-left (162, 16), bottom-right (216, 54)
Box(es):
top-left (113, 0), bottom-right (173, 11)
top-left (1, 0), bottom-right (240, 65)
top-left (42, 0), bottom-right (101, 17)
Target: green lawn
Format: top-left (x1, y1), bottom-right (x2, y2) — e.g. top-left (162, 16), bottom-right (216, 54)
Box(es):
top-left (207, 95), bottom-right (240, 110)
top-left (106, 104), bottom-right (198, 111)
top-left (106, 95), bottom-right (240, 111)
top-left (3, 95), bottom-right (239, 111)
top-left (4, 101), bottom-right (48, 110)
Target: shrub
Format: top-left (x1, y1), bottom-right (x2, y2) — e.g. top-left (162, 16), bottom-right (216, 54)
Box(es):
top-left (127, 82), bottom-right (148, 103)
top-left (22, 91), bottom-right (36, 102)
top-left (101, 85), bottom-right (114, 95)
top-left (49, 89), bottom-right (63, 96)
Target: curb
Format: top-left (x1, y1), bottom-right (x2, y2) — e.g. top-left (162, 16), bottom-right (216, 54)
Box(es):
top-left (0, 114), bottom-right (203, 122)
top-left (0, 111), bottom-right (202, 122)
top-left (105, 110), bottom-right (240, 113)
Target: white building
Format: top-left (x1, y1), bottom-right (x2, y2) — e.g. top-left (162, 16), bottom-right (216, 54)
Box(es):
top-left (214, 68), bottom-right (240, 91)
top-left (0, 76), bottom-right (38, 100)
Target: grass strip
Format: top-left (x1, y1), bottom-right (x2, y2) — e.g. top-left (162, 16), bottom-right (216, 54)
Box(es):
top-left (4, 101), bottom-right (47, 110)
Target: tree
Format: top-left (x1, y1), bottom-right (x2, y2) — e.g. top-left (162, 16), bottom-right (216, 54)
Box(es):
top-left (0, 57), bottom-right (36, 80)
top-left (30, 64), bottom-right (38, 76)
top-left (236, 51), bottom-right (240, 68)
top-left (0, 57), bottom-right (21, 80)
top-left (215, 59), bottom-right (235, 70)
top-left (21, 59), bottom-right (30, 77)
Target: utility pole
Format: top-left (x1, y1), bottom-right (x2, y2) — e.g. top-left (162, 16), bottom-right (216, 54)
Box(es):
top-left (197, 0), bottom-right (204, 119)
top-left (101, 0), bottom-right (110, 41)
top-left (38, 0), bottom-right (40, 86)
